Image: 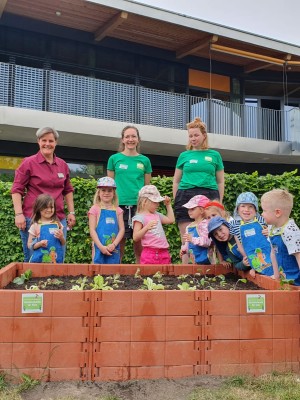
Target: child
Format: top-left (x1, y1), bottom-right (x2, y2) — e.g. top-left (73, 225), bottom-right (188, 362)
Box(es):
top-left (208, 216), bottom-right (250, 270)
top-left (88, 177), bottom-right (125, 264)
top-left (261, 189), bottom-right (300, 285)
top-left (28, 194), bottom-right (65, 263)
top-left (205, 200), bottom-right (233, 222)
top-left (180, 195), bottom-right (211, 264)
top-left (132, 185), bottom-right (174, 264)
top-left (231, 192), bottom-right (279, 278)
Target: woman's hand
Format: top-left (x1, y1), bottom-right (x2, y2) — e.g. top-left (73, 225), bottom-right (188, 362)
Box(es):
top-left (15, 214), bottom-right (26, 231)
top-left (67, 213), bottom-right (76, 229)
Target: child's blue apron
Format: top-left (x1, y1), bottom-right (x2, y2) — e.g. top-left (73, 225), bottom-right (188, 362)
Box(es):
top-left (187, 224), bottom-right (209, 265)
top-left (93, 208), bottom-right (120, 264)
top-left (240, 219), bottom-right (273, 276)
top-left (30, 223), bottom-right (63, 263)
top-left (269, 226), bottom-right (300, 285)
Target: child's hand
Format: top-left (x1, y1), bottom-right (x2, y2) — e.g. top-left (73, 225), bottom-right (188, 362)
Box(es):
top-left (146, 220), bottom-right (157, 231)
top-left (100, 246), bottom-right (112, 256)
top-left (262, 226), bottom-right (269, 237)
top-left (243, 256), bottom-right (250, 267)
top-left (249, 269), bottom-right (256, 278)
top-left (39, 239), bottom-right (48, 248)
top-left (183, 233), bottom-right (192, 242)
top-left (54, 229), bottom-right (64, 240)
top-left (220, 260), bottom-right (232, 269)
top-left (106, 243), bottom-right (116, 253)
top-left (271, 271), bottom-right (280, 280)
top-left (179, 248), bottom-right (186, 258)
top-left (163, 196), bottom-right (171, 206)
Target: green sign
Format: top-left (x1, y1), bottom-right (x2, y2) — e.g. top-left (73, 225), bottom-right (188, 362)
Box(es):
top-left (246, 294), bottom-right (265, 313)
top-left (22, 293), bottom-right (43, 313)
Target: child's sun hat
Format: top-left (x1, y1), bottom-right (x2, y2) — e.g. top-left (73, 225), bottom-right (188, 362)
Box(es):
top-left (234, 192), bottom-right (258, 219)
top-left (183, 195), bottom-right (210, 209)
top-left (138, 185), bottom-right (165, 202)
top-left (208, 216), bottom-right (230, 237)
top-left (97, 176), bottom-right (117, 188)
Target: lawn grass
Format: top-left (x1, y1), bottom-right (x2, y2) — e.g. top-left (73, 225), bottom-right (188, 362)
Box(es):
top-left (190, 372), bottom-right (300, 400)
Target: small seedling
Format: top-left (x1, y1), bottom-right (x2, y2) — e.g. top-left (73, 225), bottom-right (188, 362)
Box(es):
top-left (177, 282), bottom-right (196, 291)
top-left (70, 276), bottom-right (88, 291)
top-left (231, 278), bottom-right (247, 290)
top-left (90, 275), bottom-right (113, 290)
top-left (25, 284), bottom-right (40, 291)
top-left (13, 269), bottom-right (32, 285)
top-left (178, 274), bottom-right (189, 280)
top-left (278, 267), bottom-right (294, 289)
top-left (153, 271), bottom-right (164, 283)
top-left (134, 268), bottom-right (142, 279)
top-left (140, 277), bottom-right (164, 290)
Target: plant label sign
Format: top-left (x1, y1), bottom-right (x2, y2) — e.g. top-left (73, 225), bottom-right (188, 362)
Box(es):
top-left (22, 293), bottom-right (43, 313)
top-left (246, 294), bottom-right (266, 313)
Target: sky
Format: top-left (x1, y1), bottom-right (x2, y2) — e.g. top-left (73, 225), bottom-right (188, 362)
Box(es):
top-left (135, 0), bottom-right (300, 46)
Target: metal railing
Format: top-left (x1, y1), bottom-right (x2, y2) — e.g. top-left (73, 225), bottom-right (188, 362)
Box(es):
top-left (0, 62), bottom-right (299, 143)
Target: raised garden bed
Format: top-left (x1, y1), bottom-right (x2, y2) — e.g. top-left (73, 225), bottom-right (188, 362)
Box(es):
top-left (0, 262), bottom-right (299, 382)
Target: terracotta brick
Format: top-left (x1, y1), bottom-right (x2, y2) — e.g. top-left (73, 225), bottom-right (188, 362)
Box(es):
top-left (166, 316), bottom-right (200, 341)
top-left (95, 366), bottom-right (130, 381)
top-left (165, 365), bottom-right (195, 379)
top-left (273, 315), bottom-right (300, 338)
top-left (165, 341), bottom-right (198, 365)
top-left (130, 342), bottom-right (165, 366)
top-left (93, 342), bottom-right (130, 367)
top-left (51, 317), bottom-right (89, 342)
top-left (129, 366), bottom-right (165, 380)
top-left (0, 343), bottom-right (13, 368)
top-left (166, 291), bottom-right (200, 316)
top-left (93, 317), bottom-right (131, 341)
top-left (240, 315), bottom-right (273, 339)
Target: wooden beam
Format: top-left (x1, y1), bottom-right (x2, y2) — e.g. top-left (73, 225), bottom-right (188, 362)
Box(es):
top-left (94, 11), bottom-right (128, 42)
top-left (211, 43), bottom-right (285, 65)
top-left (0, 0), bottom-right (8, 18)
top-left (176, 34), bottom-right (218, 59)
top-left (244, 61), bottom-right (273, 74)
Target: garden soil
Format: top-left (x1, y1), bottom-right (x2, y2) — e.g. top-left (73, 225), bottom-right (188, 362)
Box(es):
top-left (21, 376), bottom-right (226, 400)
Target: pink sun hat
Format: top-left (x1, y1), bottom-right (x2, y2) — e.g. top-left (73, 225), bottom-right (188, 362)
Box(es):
top-left (183, 195), bottom-right (210, 209)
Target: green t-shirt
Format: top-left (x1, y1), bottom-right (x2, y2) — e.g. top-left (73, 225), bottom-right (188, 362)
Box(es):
top-left (175, 149), bottom-right (224, 190)
top-left (107, 153), bottom-right (152, 205)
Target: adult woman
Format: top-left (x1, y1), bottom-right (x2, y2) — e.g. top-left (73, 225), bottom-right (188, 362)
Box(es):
top-left (11, 127), bottom-right (76, 262)
top-left (173, 117), bottom-right (224, 262)
top-left (107, 125), bottom-right (152, 262)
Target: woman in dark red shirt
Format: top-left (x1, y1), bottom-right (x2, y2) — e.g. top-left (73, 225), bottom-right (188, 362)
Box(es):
top-left (11, 127), bottom-right (76, 262)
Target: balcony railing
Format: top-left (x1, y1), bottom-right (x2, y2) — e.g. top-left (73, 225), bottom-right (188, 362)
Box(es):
top-left (0, 62), bottom-right (299, 143)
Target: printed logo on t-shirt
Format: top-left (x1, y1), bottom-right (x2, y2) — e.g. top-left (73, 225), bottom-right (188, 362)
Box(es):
top-left (58, 173), bottom-right (64, 178)
top-left (189, 159), bottom-right (198, 164)
top-left (136, 163), bottom-right (145, 170)
top-left (119, 164), bottom-right (128, 169)
top-left (205, 156), bottom-right (212, 162)
top-left (105, 217), bottom-right (115, 224)
top-left (244, 228), bottom-right (256, 237)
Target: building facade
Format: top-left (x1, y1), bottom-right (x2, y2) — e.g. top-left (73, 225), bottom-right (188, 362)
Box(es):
top-left (0, 0), bottom-right (300, 178)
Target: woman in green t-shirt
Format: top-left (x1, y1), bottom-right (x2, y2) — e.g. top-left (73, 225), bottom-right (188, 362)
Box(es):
top-left (173, 117), bottom-right (225, 263)
top-left (107, 125), bottom-right (152, 262)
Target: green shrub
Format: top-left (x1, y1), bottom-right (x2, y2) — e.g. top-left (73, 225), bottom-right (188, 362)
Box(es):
top-left (1, 170), bottom-right (299, 267)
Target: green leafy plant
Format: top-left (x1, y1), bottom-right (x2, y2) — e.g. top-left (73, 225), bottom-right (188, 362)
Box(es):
top-left (177, 281), bottom-right (196, 290)
top-left (16, 373), bottom-right (39, 393)
top-left (231, 278), bottom-right (247, 290)
top-left (70, 276), bottom-right (88, 291)
top-left (13, 269), bottom-right (32, 285)
top-left (134, 268), bottom-right (142, 279)
top-left (0, 371), bottom-right (8, 391)
top-left (105, 274), bottom-right (124, 288)
top-left (152, 271), bottom-right (164, 283)
top-left (140, 277), bottom-right (164, 290)
top-left (278, 267), bottom-right (294, 289)
top-left (90, 275), bottom-right (113, 290)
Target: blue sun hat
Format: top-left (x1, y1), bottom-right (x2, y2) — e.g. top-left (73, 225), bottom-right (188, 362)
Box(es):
top-left (208, 216), bottom-right (230, 238)
top-left (97, 176), bottom-right (117, 188)
top-left (234, 192), bottom-right (258, 219)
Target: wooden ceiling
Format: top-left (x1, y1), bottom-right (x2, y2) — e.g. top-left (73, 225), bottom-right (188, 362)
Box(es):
top-left (1, 0), bottom-right (300, 74)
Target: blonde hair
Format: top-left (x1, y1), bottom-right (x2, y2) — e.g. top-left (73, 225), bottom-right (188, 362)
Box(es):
top-left (93, 188), bottom-right (119, 207)
top-left (136, 196), bottom-right (152, 213)
top-left (205, 201), bottom-right (232, 221)
top-left (186, 117), bottom-right (208, 150)
top-left (261, 189), bottom-right (293, 215)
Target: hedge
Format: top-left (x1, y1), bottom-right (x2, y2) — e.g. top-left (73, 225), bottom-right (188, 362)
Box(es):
top-left (0, 170), bottom-right (299, 267)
